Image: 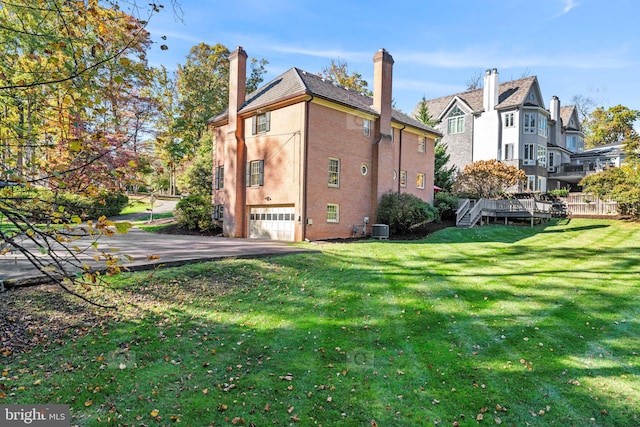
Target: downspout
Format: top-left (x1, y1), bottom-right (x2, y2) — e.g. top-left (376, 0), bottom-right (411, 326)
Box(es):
top-left (302, 95), bottom-right (314, 240)
top-left (397, 124), bottom-right (406, 193)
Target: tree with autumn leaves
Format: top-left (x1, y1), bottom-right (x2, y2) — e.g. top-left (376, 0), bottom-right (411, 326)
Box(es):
top-left (579, 104), bottom-right (640, 218)
top-left (452, 159), bottom-right (527, 199)
top-left (0, 0), bottom-right (167, 305)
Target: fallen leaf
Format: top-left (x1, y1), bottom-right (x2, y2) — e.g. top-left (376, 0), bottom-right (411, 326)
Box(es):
top-left (84, 400), bottom-right (93, 407)
top-left (150, 409), bottom-right (159, 417)
top-left (476, 413), bottom-right (484, 421)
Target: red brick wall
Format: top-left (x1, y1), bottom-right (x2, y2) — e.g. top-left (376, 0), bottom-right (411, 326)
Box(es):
top-left (212, 101), bottom-right (436, 241)
top-left (305, 102), bottom-right (375, 240)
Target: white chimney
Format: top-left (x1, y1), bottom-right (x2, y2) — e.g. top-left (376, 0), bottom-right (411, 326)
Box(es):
top-left (483, 68), bottom-right (499, 111)
top-left (550, 96), bottom-right (560, 123)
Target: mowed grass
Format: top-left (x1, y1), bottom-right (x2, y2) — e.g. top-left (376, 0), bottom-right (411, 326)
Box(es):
top-left (2, 218), bottom-right (639, 426)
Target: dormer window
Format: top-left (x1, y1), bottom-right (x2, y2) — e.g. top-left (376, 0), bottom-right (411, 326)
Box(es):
top-left (447, 106), bottom-right (465, 134)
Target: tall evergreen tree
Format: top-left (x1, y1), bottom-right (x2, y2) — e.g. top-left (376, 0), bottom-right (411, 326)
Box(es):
top-left (415, 96), bottom-right (455, 190)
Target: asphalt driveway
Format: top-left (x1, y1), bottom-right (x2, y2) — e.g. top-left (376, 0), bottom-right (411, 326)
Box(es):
top-left (1, 199), bottom-right (316, 286)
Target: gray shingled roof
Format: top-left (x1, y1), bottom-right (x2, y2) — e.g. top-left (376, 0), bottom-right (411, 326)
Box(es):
top-left (418, 76), bottom-right (539, 119)
top-left (208, 67), bottom-right (440, 135)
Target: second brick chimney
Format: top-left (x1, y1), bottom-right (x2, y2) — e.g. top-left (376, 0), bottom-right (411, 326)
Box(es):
top-left (228, 46), bottom-right (247, 133)
top-left (372, 48), bottom-right (394, 140)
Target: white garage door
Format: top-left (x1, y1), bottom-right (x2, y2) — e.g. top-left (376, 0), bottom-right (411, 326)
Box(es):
top-left (249, 206), bottom-right (295, 241)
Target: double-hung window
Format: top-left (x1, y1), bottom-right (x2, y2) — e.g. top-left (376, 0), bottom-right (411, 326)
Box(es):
top-left (418, 137), bottom-right (426, 153)
top-left (251, 112), bottom-right (271, 134)
top-left (400, 170), bottom-right (407, 188)
top-left (326, 204), bottom-right (339, 223)
top-left (328, 158), bottom-right (340, 188)
top-left (246, 160), bottom-right (264, 187)
top-left (214, 166), bottom-right (224, 190)
top-left (363, 119), bottom-right (371, 137)
top-left (416, 173), bottom-right (425, 189)
top-left (213, 205), bottom-right (224, 220)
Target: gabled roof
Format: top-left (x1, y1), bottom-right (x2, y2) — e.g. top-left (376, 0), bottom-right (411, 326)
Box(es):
top-left (418, 76), bottom-right (539, 118)
top-left (560, 105), bottom-right (580, 131)
top-left (208, 67), bottom-right (440, 135)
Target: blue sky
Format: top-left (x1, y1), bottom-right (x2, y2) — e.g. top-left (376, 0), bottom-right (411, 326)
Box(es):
top-left (143, 0), bottom-right (639, 117)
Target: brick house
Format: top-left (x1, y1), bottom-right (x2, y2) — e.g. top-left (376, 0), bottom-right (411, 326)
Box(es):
top-left (417, 69), bottom-right (584, 193)
top-left (208, 47), bottom-right (441, 241)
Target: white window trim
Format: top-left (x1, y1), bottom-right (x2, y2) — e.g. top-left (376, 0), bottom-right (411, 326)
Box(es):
top-left (447, 106), bottom-right (465, 134)
top-left (504, 112), bottom-right (514, 128)
top-left (524, 112), bottom-right (536, 134)
top-left (363, 119), bottom-right (371, 137)
top-left (327, 203), bottom-right (339, 223)
top-left (537, 145), bottom-right (547, 168)
top-left (523, 143), bottom-right (535, 166)
top-left (328, 157), bottom-right (340, 188)
top-left (504, 143), bottom-right (514, 160)
top-left (400, 170), bottom-right (407, 188)
top-left (418, 137), bottom-right (426, 154)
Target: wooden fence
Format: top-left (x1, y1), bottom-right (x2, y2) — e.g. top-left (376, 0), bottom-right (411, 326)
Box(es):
top-left (557, 193), bottom-right (619, 216)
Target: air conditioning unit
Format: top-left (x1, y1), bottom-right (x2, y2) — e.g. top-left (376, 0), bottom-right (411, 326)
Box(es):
top-left (547, 166), bottom-right (557, 173)
top-left (371, 224), bottom-right (389, 239)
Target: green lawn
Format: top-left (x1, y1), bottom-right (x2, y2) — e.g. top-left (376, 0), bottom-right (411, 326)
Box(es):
top-left (2, 218), bottom-right (639, 426)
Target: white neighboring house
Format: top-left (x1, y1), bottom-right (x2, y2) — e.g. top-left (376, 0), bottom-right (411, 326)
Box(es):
top-left (417, 69), bottom-right (585, 193)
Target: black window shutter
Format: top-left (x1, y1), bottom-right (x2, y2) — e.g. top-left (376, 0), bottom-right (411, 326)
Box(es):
top-left (246, 162), bottom-right (251, 187)
top-left (251, 116), bottom-right (257, 135)
top-left (214, 167), bottom-right (219, 190)
top-left (259, 160), bottom-right (264, 186)
top-left (265, 112), bottom-right (271, 132)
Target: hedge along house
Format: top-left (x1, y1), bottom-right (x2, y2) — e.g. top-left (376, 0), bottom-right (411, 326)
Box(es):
top-left (208, 47), bottom-right (441, 242)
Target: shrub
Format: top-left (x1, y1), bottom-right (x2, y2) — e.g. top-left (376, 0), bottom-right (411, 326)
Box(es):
top-left (57, 191), bottom-right (129, 219)
top-left (376, 192), bottom-right (438, 235)
top-left (175, 195), bottom-right (217, 232)
top-left (5, 187), bottom-right (128, 222)
top-left (434, 191), bottom-right (458, 220)
top-left (547, 188), bottom-right (570, 197)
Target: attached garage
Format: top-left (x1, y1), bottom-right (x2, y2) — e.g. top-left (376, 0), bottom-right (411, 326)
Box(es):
top-left (248, 206), bottom-right (295, 241)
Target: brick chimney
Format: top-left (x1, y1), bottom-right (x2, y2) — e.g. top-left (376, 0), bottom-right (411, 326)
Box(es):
top-left (371, 49), bottom-right (395, 220)
top-left (372, 48), bottom-right (394, 140)
top-left (228, 46), bottom-right (247, 132)
top-left (483, 68), bottom-right (499, 111)
top-left (224, 46), bottom-right (248, 238)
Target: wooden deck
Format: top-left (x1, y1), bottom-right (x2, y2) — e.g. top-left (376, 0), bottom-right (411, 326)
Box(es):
top-left (457, 198), bottom-right (553, 228)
